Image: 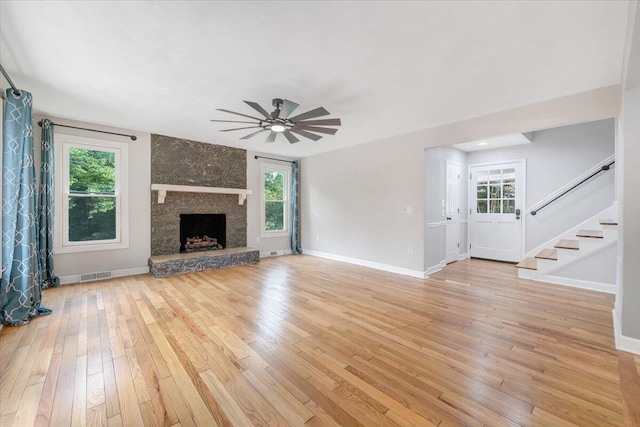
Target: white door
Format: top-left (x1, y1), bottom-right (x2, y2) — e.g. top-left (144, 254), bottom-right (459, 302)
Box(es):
top-left (445, 161), bottom-right (460, 263)
top-left (469, 162), bottom-right (523, 262)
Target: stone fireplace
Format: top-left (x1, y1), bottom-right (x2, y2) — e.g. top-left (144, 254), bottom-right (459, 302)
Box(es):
top-left (150, 134), bottom-right (247, 256)
top-left (148, 135), bottom-right (259, 277)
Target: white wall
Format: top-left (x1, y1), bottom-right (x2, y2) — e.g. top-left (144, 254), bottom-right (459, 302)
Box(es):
top-left (466, 119), bottom-right (615, 251)
top-left (300, 85), bottom-right (620, 276)
top-left (553, 244), bottom-right (617, 285)
top-left (424, 146), bottom-right (468, 271)
top-left (621, 84), bottom-right (640, 340)
top-left (246, 151), bottom-right (296, 257)
top-left (33, 116), bottom-right (151, 280)
top-left (619, 0), bottom-right (640, 346)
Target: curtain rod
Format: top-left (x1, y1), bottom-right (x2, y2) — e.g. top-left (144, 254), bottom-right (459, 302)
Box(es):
top-left (0, 63), bottom-right (21, 96)
top-left (254, 155), bottom-right (295, 164)
top-left (37, 120), bottom-right (137, 141)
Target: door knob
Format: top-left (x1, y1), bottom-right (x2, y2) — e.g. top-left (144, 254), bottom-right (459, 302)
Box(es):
top-left (515, 208), bottom-right (521, 220)
top-left (446, 217), bottom-right (452, 220)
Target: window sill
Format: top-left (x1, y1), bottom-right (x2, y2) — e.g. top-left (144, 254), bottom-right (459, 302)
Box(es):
top-left (54, 240), bottom-right (129, 254)
top-left (260, 231), bottom-right (290, 239)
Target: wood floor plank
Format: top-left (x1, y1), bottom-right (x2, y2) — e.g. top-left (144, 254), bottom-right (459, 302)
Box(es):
top-left (13, 381), bottom-right (45, 427)
top-left (112, 355), bottom-right (145, 426)
top-left (49, 333), bottom-right (78, 427)
top-left (1, 257), bottom-right (636, 426)
top-left (618, 351), bottom-right (640, 426)
top-left (72, 354), bottom-right (88, 427)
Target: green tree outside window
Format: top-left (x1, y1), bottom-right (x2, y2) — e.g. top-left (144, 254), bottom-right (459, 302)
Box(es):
top-left (68, 148), bottom-right (117, 241)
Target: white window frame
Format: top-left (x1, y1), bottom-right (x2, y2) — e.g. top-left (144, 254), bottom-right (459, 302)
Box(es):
top-left (260, 163), bottom-right (291, 238)
top-left (54, 133), bottom-right (129, 254)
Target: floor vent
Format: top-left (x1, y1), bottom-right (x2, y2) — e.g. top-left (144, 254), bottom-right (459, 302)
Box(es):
top-left (444, 279), bottom-right (471, 287)
top-left (80, 271), bottom-right (112, 282)
top-left (270, 251), bottom-right (278, 256)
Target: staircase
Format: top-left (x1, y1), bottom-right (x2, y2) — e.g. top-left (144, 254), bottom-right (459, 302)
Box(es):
top-left (516, 206), bottom-right (618, 283)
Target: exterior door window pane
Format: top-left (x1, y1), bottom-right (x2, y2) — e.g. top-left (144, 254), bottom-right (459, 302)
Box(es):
top-left (490, 200), bottom-right (501, 213)
top-left (502, 200), bottom-right (515, 213)
top-left (477, 185), bottom-right (487, 199)
top-left (489, 170), bottom-right (501, 183)
top-left (503, 183), bottom-right (515, 199)
top-left (502, 168), bottom-right (516, 183)
top-left (477, 200), bottom-right (488, 213)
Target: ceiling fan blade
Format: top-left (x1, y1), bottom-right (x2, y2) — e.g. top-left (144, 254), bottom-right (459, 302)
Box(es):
top-left (288, 107), bottom-right (330, 122)
top-left (220, 125), bottom-right (263, 132)
top-left (296, 125), bottom-right (339, 135)
top-left (265, 131), bottom-right (277, 143)
top-left (210, 119), bottom-right (259, 124)
top-left (244, 101), bottom-right (272, 119)
top-left (295, 118), bottom-right (341, 127)
top-left (283, 131), bottom-right (300, 144)
top-left (280, 99), bottom-right (299, 119)
top-left (241, 128), bottom-right (269, 139)
top-left (290, 128), bottom-right (322, 141)
top-left (217, 108), bottom-right (264, 121)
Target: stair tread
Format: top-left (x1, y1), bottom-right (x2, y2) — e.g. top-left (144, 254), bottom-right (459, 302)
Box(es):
top-left (515, 257), bottom-right (537, 270)
top-left (576, 229), bottom-right (604, 238)
top-left (535, 249), bottom-right (558, 260)
top-left (555, 239), bottom-right (580, 250)
top-left (599, 219), bottom-right (618, 225)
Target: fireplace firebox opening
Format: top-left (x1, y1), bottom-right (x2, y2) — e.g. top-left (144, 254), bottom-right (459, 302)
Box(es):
top-left (179, 214), bottom-right (226, 253)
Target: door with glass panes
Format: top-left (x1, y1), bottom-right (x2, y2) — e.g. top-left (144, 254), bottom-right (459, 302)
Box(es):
top-left (469, 162), bottom-right (523, 262)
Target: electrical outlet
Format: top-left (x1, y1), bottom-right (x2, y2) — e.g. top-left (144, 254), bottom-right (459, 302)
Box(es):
top-left (402, 206), bottom-right (412, 214)
top-left (407, 247), bottom-right (413, 255)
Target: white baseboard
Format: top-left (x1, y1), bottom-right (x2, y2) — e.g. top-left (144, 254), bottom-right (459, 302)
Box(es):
top-left (260, 249), bottom-right (292, 258)
top-left (613, 309), bottom-right (640, 355)
top-left (535, 275), bottom-right (615, 294)
top-left (426, 260), bottom-right (447, 276)
top-left (59, 266), bottom-right (149, 285)
top-left (458, 253), bottom-right (469, 261)
top-left (302, 249), bottom-right (427, 279)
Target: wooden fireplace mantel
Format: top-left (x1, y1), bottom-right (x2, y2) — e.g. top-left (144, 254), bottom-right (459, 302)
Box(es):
top-left (151, 184), bottom-right (252, 205)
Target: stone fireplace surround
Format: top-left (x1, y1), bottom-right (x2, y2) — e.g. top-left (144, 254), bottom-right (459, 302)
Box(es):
top-left (149, 134), bottom-right (258, 276)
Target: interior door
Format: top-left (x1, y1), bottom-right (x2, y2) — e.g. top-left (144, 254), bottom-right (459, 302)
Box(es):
top-left (470, 162), bottom-right (523, 262)
top-left (445, 161), bottom-right (460, 263)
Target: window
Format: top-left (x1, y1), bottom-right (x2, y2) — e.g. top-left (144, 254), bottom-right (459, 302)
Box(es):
top-left (261, 164), bottom-right (290, 237)
top-left (54, 134), bottom-right (129, 253)
top-left (476, 168), bottom-right (516, 214)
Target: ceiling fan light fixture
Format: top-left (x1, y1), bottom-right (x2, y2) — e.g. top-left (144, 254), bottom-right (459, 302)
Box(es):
top-left (213, 98), bottom-right (341, 143)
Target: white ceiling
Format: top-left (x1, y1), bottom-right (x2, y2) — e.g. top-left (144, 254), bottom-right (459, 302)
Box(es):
top-left (454, 133), bottom-right (532, 152)
top-left (0, 1), bottom-right (630, 158)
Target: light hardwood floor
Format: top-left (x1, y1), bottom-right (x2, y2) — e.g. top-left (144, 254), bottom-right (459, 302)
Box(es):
top-left (1, 256), bottom-right (639, 426)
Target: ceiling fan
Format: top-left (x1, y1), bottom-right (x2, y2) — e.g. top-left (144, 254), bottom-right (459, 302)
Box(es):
top-left (211, 98), bottom-right (341, 144)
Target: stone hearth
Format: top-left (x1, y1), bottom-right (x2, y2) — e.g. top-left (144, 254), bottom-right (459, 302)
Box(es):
top-left (149, 247), bottom-right (259, 278)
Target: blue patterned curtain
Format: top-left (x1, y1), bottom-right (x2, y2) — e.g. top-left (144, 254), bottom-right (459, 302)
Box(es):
top-left (38, 119), bottom-right (59, 289)
top-left (1, 89), bottom-right (50, 325)
top-left (290, 160), bottom-right (302, 254)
